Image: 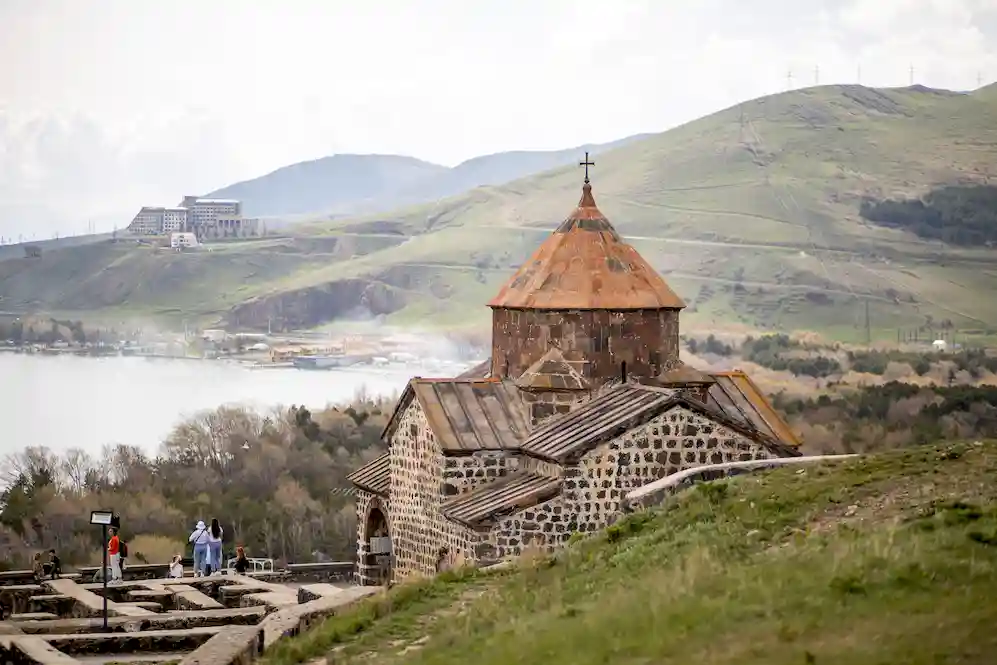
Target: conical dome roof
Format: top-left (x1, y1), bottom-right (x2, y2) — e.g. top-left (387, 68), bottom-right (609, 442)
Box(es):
top-left (488, 182), bottom-right (686, 310)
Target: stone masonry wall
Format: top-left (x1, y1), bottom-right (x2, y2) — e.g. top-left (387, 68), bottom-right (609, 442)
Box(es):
top-left (563, 406), bottom-right (775, 534)
top-left (490, 308), bottom-right (681, 387)
top-left (354, 489), bottom-right (391, 585)
top-left (389, 402), bottom-right (479, 581)
top-left (520, 389), bottom-right (591, 429)
top-left (443, 452), bottom-right (520, 498)
top-left (476, 493), bottom-right (574, 561)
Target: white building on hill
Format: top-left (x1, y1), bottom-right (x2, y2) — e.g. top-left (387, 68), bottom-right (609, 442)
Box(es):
top-left (126, 196), bottom-right (260, 239)
top-left (170, 232), bottom-right (199, 249)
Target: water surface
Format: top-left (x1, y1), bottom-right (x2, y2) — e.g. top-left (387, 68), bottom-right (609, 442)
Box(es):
top-left (0, 354), bottom-right (415, 458)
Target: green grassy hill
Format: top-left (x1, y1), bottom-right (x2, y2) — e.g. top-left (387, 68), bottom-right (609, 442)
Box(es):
top-left (262, 440), bottom-right (997, 665)
top-left (2, 84), bottom-right (996, 340)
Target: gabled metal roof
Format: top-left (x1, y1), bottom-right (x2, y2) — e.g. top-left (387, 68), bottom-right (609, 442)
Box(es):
top-left (441, 472), bottom-right (562, 527)
top-left (381, 378), bottom-right (530, 452)
top-left (706, 370), bottom-right (802, 447)
top-left (347, 453), bottom-right (390, 496)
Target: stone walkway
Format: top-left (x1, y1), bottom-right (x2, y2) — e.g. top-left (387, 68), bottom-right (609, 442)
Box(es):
top-left (0, 574), bottom-right (379, 665)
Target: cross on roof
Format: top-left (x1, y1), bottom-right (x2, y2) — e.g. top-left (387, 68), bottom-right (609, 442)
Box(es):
top-left (579, 151), bottom-right (595, 184)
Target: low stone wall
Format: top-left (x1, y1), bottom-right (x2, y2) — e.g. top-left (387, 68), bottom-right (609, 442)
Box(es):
top-left (45, 626), bottom-right (221, 655)
top-left (0, 572), bottom-right (80, 588)
top-left (76, 563), bottom-right (169, 581)
top-left (0, 585), bottom-right (44, 616)
top-left (178, 625), bottom-right (263, 665)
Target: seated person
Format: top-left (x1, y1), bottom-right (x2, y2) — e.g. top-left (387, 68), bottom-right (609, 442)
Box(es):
top-left (47, 549), bottom-right (61, 579)
top-left (169, 554), bottom-right (184, 579)
top-left (31, 552), bottom-right (44, 582)
top-left (233, 546), bottom-right (250, 574)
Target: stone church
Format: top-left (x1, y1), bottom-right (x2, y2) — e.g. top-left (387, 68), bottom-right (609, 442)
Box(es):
top-left (348, 166), bottom-right (802, 585)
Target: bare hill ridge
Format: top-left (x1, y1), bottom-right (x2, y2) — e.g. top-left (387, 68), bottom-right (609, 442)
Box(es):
top-left (204, 135), bottom-right (650, 219)
top-left (1, 84), bottom-right (996, 341)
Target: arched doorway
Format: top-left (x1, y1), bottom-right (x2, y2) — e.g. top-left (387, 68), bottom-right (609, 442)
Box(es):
top-left (363, 501), bottom-right (392, 585)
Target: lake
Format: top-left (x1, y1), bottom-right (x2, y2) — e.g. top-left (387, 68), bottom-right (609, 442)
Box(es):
top-left (0, 353), bottom-right (420, 459)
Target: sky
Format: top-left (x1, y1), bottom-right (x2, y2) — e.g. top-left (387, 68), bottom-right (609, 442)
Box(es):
top-left (1, 0), bottom-right (996, 238)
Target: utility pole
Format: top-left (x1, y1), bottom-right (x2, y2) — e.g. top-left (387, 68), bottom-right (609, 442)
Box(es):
top-left (909, 63), bottom-right (914, 86)
top-left (864, 300), bottom-right (871, 346)
top-left (979, 71), bottom-right (984, 87)
top-left (814, 65), bottom-right (820, 86)
top-left (857, 64), bottom-right (862, 84)
top-left (787, 69), bottom-right (793, 90)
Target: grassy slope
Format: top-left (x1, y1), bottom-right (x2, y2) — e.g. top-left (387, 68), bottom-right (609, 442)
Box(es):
top-left (3, 85), bottom-right (996, 339)
top-left (264, 441), bottom-right (997, 665)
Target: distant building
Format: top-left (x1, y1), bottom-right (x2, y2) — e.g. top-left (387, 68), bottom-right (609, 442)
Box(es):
top-left (126, 196), bottom-right (260, 240)
top-left (170, 232), bottom-right (199, 249)
top-left (128, 207), bottom-right (168, 235)
top-left (162, 208), bottom-right (189, 233)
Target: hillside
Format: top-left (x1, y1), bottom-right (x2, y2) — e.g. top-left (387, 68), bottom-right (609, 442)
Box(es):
top-left (204, 135), bottom-right (649, 219)
top-left (2, 84), bottom-right (997, 341)
top-left (262, 441), bottom-right (997, 665)
top-left (205, 154), bottom-right (446, 218)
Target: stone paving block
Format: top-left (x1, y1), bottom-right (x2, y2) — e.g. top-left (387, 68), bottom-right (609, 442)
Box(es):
top-left (169, 585), bottom-right (224, 611)
top-left (42, 626), bottom-right (221, 655)
top-left (45, 579), bottom-right (156, 619)
top-left (296, 583), bottom-right (343, 604)
top-left (177, 625), bottom-right (263, 665)
top-left (239, 592), bottom-right (297, 611)
top-left (7, 612), bottom-right (59, 622)
top-left (13, 607), bottom-right (266, 635)
top-left (260, 585), bottom-right (380, 649)
top-left (5, 635), bottom-right (80, 664)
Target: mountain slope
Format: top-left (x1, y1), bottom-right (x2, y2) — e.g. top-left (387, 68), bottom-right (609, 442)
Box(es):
top-left (3, 85), bottom-right (997, 341)
top-left (261, 441), bottom-right (997, 665)
top-left (204, 154), bottom-right (447, 218)
top-left (203, 135), bottom-right (650, 219)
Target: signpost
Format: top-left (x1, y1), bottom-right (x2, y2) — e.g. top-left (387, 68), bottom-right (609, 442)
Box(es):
top-left (90, 510), bottom-right (114, 631)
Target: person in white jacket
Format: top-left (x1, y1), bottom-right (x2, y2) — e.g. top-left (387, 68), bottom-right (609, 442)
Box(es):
top-left (206, 518), bottom-right (224, 575)
top-left (188, 521), bottom-right (210, 577)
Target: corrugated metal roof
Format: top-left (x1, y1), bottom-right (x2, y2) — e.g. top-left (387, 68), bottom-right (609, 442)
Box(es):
top-left (487, 182), bottom-right (686, 310)
top-left (441, 472), bottom-right (562, 526)
top-left (520, 384), bottom-right (681, 462)
top-left (347, 454), bottom-right (390, 496)
top-left (382, 378), bottom-right (530, 452)
top-left (706, 371), bottom-right (802, 447)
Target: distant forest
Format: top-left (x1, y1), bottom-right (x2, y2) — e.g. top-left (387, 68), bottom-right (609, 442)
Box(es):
top-left (859, 184), bottom-right (997, 246)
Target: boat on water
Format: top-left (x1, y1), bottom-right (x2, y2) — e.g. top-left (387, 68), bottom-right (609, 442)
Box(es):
top-left (292, 354), bottom-right (366, 370)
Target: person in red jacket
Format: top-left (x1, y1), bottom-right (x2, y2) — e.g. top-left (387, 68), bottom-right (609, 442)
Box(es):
top-left (107, 527), bottom-right (123, 584)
